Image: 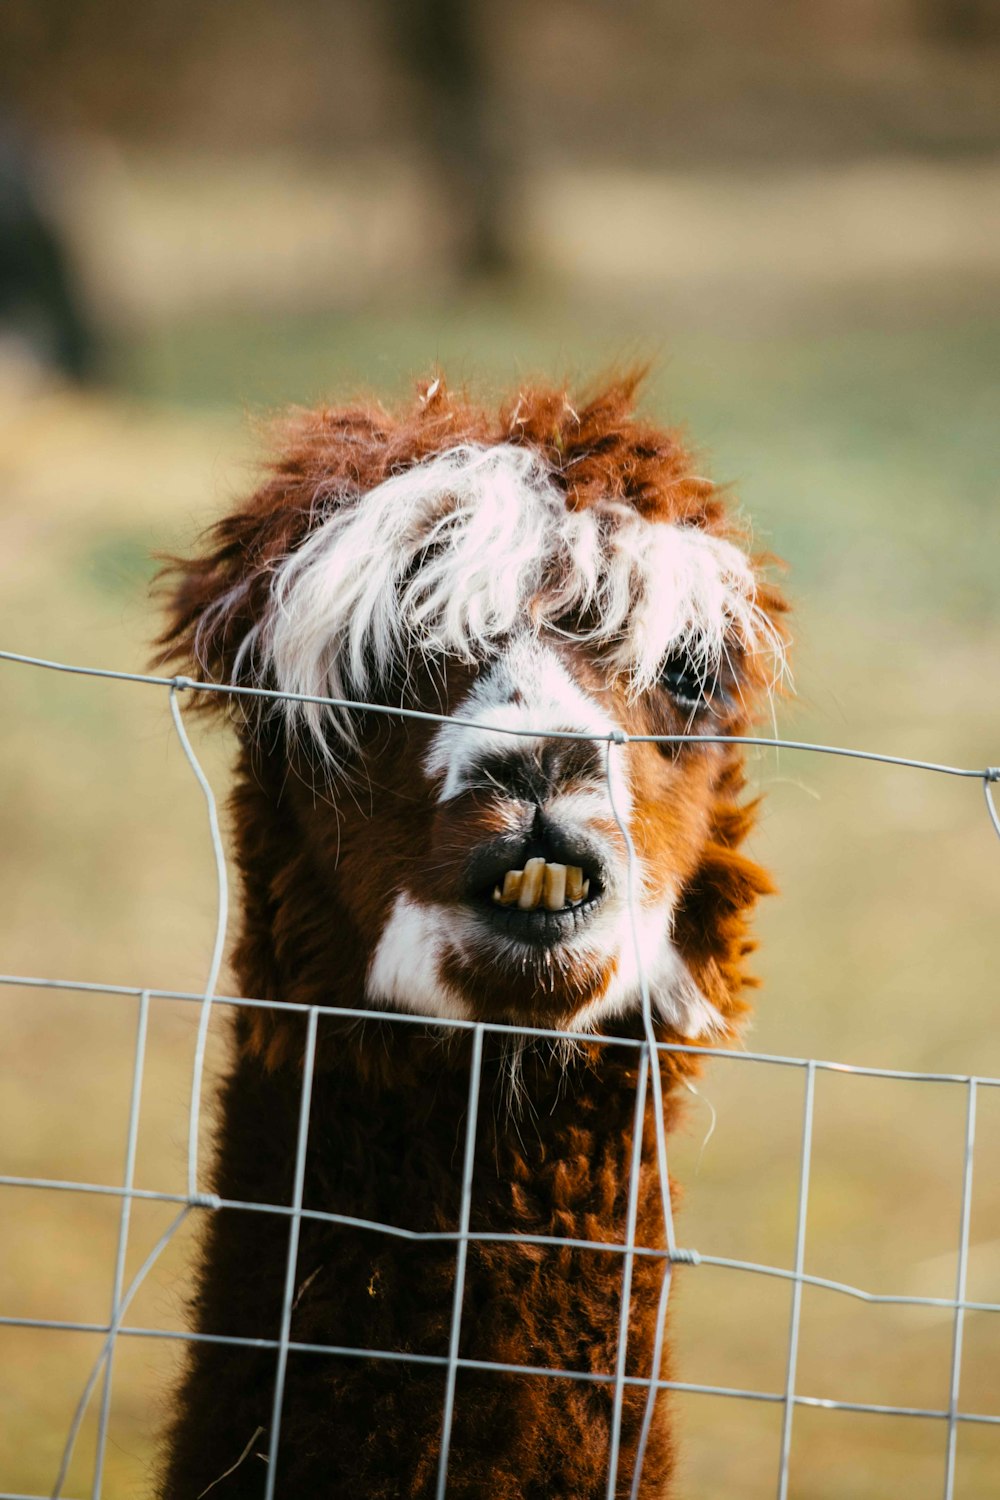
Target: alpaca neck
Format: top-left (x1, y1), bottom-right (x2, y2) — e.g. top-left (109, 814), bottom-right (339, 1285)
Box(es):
top-left (158, 760), bottom-right (677, 1498)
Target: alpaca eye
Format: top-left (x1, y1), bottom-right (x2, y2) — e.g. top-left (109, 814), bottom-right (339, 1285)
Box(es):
top-left (659, 658), bottom-right (708, 711)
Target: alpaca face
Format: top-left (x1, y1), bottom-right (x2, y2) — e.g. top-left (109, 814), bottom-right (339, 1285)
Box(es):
top-left (375, 630), bottom-right (731, 1035)
top-left (223, 442), bottom-right (783, 1035)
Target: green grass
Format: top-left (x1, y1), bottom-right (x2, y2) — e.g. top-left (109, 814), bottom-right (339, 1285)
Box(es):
top-left (113, 286), bottom-right (1000, 615)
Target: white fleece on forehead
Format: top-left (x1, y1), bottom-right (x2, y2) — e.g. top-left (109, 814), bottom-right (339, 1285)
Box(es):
top-left (226, 441), bottom-right (779, 751)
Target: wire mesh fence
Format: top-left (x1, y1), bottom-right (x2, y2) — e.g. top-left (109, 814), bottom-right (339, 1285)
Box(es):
top-left (1, 646), bottom-right (998, 1500)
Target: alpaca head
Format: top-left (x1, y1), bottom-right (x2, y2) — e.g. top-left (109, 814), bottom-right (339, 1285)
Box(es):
top-left (160, 375), bottom-right (787, 1045)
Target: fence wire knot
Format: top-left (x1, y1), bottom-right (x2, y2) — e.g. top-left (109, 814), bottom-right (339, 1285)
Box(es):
top-left (190, 1191), bottom-right (222, 1211)
top-left (608, 729), bottom-right (629, 745)
top-left (669, 1247), bottom-right (701, 1266)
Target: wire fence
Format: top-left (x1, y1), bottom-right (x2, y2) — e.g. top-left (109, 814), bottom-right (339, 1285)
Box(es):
top-left (1, 645), bottom-right (999, 1500)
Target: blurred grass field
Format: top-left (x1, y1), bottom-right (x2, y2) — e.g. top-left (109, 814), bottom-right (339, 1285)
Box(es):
top-left (1, 166), bottom-right (999, 1498)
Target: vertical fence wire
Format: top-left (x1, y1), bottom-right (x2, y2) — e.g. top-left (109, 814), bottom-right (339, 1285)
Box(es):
top-left (167, 684), bottom-right (229, 1203)
top-left (435, 1024), bottom-right (486, 1500)
top-left (983, 774), bottom-right (1000, 842)
top-left (602, 738), bottom-right (677, 1250)
top-left (777, 1059), bottom-right (817, 1500)
top-left (90, 990), bottom-right (150, 1500)
top-left (632, 1268), bottom-right (674, 1500)
top-left (943, 1079), bottom-right (977, 1500)
top-left (263, 1005), bottom-right (319, 1500)
top-left (50, 1206), bottom-right (194, 1500)
top-left (602, 735), bottom-right (683, 1500)
top-left (606, 1050), bottom-right (651, 1500)
top-left (46, 683), bottom-right (231, 1497)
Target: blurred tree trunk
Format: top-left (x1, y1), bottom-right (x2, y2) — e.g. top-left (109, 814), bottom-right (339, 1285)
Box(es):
top-left (919, 0), bottom-right (1000, 42)
top-left (385, 0), bottom-right (513, 276)
top-left (0, 119), bottom-right (95, 379)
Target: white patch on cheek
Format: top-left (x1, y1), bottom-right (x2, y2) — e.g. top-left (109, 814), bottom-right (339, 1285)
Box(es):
top-left (561, 873), bottom-right (724, 1040)
top-left (606, 896), bottom-right (723, 1038)
top-left (365, 893), bottom-right (470, 1022)
top-left (573, 744), bottom-right (722, 1036)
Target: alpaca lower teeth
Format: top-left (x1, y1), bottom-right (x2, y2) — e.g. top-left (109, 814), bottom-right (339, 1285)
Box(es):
top-left (490, 862), bottom-right (589, 911)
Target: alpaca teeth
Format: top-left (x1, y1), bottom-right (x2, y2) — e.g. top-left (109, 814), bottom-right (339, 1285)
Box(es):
top-left (489, 861), bottom-right (590, 911)
top-left (543, 862), bottom-right (567, 911)
top-left (517, 857), bottom-right (546, 910)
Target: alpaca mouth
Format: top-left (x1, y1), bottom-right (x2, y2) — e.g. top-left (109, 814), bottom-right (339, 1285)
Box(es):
top-left (474, 894), bottom-right (602, 946)
top-left (464, 840), bottom-right (606, 946)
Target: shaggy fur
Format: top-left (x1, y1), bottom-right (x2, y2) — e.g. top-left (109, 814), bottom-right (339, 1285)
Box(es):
top-left (155, 373), bottom-right (787, 1499)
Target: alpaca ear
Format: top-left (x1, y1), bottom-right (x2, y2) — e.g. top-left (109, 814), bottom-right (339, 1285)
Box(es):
top-left (153, 495), bottom-right (302, 727)
top-left (152, 402), bottom-right (397, 711)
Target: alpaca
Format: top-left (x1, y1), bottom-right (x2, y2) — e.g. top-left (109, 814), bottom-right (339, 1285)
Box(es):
top-left (156, 374), bottom-right (787, 1499)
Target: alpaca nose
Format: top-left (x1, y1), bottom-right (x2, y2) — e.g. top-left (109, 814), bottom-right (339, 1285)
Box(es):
top-left (471, 738), bottom-right (606, 806)
top-left (460, 751), bottom-right (612, 909)
top-left (527, 805), bottom-right (598, 872)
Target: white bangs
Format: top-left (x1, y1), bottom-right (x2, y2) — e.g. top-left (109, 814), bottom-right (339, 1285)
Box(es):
top-left (219, 442), bottom-right (781, 751)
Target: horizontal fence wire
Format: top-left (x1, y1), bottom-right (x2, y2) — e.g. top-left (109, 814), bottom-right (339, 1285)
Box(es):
top-left (4, 646), bottom-right (1000, 784)
top-left (1, 646), bottom-right (999, 1500)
